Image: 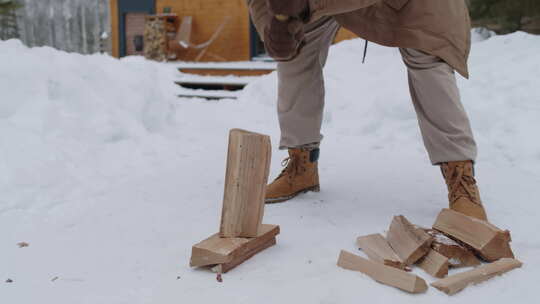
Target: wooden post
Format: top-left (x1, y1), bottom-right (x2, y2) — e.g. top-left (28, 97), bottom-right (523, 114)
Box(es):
top-left (219, 129), bottom-right (271, 238)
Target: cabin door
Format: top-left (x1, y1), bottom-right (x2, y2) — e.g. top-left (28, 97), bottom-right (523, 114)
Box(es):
top-left (125, 12), bottom-right (148, 56)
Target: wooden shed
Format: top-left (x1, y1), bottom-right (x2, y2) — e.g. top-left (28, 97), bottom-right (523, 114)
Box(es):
top-left (109, 0), bottom-right (356, 61)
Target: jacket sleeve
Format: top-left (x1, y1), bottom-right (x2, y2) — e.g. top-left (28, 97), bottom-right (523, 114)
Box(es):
top-left (308, 0), bottom-right (382, 21)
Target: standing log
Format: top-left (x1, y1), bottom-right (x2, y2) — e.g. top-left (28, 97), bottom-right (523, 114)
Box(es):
top-left (431, 258), bottom-right (523, 295)
top-left (190, 224), bottom-right (280, 271)
top-left (356, 233), bottom-right (405, 269)
top-left (425, 229), bottom-right (481, 268)
top-left (386, 215), bottom-right (433, 265)
top-left (220, 129), bottom-right (271, 238)
top-left (432, 209), bottom-right (514, 262)
top-left (417, 249), bottom-right (449, 278)
top-left (337, 250), bottom-right (428, 294)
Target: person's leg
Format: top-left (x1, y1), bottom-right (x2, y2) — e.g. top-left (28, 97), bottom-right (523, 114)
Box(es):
top-left (277, 17), bottom-right (341, 149)
top-left (400, 48), bottom-right (487, 220)
top-left (400, 48), bottom-right (477, 165)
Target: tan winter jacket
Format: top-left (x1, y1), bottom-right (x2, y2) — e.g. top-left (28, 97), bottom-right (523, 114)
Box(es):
top-left (247, 0), bottom-right (472, 78)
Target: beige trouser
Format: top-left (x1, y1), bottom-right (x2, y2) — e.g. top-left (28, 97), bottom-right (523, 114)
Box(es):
top-left (269, 16), bottom-right (477, 165)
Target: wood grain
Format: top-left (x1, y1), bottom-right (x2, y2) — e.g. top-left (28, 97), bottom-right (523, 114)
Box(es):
top-left (337, 250), bottom-right (428, 294)
top-left (219, 129), bottom-right (271, 238)
top-left (387, 215), bottom-right (433, 265)
top-left (431, 258), bottom-right (523, 295)
top-left (433, 209), bottom-right (514, 262)
top-left (356, 233), bottom-right (405, 269)
top-left (190, 224), bottom-right (279, 269)
top-left (425, 228), bottom-right (481, 268)
top-left (417, 249), bottom-right (449, 278)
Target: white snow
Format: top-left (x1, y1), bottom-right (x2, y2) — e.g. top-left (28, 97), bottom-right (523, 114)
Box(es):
top-left (1, 31), bottom-right (539, 303)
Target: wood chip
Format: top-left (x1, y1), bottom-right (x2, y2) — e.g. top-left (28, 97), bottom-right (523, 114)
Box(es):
top-left (337, 250), bottom-right (428, 294)
top-left (386, 215), bottom-right (433, 265)
top-left (356, 233), bottom-right (405, 269)
top-left (433, 209), bottom-right (514, 262)
top-left (431, 258), bottom-right (523, 295)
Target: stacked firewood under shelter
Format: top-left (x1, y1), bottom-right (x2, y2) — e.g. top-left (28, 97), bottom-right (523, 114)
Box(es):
top-left (338, 210), bottom-right (522, 295)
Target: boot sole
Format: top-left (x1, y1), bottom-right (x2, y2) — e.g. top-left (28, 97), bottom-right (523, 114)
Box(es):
top-left (265, 185), bottom-right (320, 204)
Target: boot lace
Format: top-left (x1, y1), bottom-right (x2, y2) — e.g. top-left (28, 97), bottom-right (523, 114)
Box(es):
top-left (274, 155), bottom-right (301, 183)
top-left (444, 163), bottom-right (480, 206)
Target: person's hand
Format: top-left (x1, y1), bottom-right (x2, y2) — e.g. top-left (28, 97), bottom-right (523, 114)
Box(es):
top-left (264, 17), bottom-right (305, 62)
top-left (267, 0), bottom-right (310, 21)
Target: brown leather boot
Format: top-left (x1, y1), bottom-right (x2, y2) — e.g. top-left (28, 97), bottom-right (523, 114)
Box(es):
top-left (441, 160), bottom-right (488, 221)
top-left (265, 148), bottom-right (320, 204)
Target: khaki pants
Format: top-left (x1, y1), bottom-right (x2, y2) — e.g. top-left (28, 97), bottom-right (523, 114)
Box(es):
top-left (261, 16), bottom-right (477, 164)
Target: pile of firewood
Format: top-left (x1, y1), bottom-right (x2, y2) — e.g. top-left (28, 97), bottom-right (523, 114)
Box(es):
top-left (338, 209), bottom-right (522, 295)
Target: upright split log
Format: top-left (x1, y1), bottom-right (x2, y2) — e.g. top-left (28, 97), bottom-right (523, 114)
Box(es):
top-left (337, 250), bottom-right (428, 294)
top-left (386, 215), bottom-right (433, 265)
top-left (356, 233), bottom-right (405, 269)
top-left (431, 258), bottom-right (523, 295)
top-left (433, 209), bottom-right (514, 262)
top-left (220, 129), bottom-right (271, 238)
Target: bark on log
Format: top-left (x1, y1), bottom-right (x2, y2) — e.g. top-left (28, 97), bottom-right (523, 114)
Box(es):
top-left (356, 233), bottom-right (405, 269)
top-left (386, 215), bottom-right (433, 265)
top-left (337, 250), bottom-right (428, 294)
top-left (220, 129), bottom-right (271, 238)
top-left (432, 209), bottom-right (514, 262)
top-left (431, 258), bottom-right (523, 295)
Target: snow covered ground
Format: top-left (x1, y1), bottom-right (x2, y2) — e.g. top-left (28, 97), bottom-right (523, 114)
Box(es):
top-left (1, 31), bottom-right (539, 303)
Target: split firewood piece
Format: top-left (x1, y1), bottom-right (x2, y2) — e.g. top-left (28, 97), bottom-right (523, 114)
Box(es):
top-left (417, 249), bottom-right (449, 278)
top-left (386, 215), bottom-right (433, 265)
top-left (356, 234), bottom-right (405, 269)
top-left (337, 250), bottom-right (428, 294)
top-left (212, 237), bottom-right (277, 274)
top-left (425, 229), bottom-right (481, 268)
top-left (190, 224), bottom-right (279, 272)
top-left (220, 129), bottom-right (272, 238)
top-left (431, 258), bottom-right (523, 295)
top-left (432, 209), bottom-right (514, 262)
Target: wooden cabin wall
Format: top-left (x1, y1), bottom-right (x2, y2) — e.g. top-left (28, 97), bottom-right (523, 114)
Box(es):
top-left (110, 0), bottom-right (120, 58)
top-left (156, 0), bottom-right (250, 61)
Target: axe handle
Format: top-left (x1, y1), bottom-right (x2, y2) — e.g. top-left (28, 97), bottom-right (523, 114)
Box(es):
top-left (275, 14), bottom-right (290, 22)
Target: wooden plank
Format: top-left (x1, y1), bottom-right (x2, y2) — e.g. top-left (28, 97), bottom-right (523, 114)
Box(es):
top-left (425, 229), bottom-right (481, 268)
top-left (190, 224), bottom-right (279, 268)
top-left (431, 258), bottom-right (523, 295)
top-left (356, 233), bottom-right (405, 269)
top-left (211, 237), bottom-right (277, 273)
top-left (417, 249), bottom-right (449, 278)
top-left (386, 215), bottom-right (433, 265)
top-left (432, 209), bottom-right (514, 262)
top-left (337, 250), bottom-right (428, 294)
top-left (219, 129), bottom-right (271, 238)
top-left (110, 0), bottom-right (119, 58)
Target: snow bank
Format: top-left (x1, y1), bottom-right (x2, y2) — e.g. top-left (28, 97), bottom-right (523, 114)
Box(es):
top-left (0, 39), bottom-right (178, 212)
top-left (1, 31), bottom-right (539, 303)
